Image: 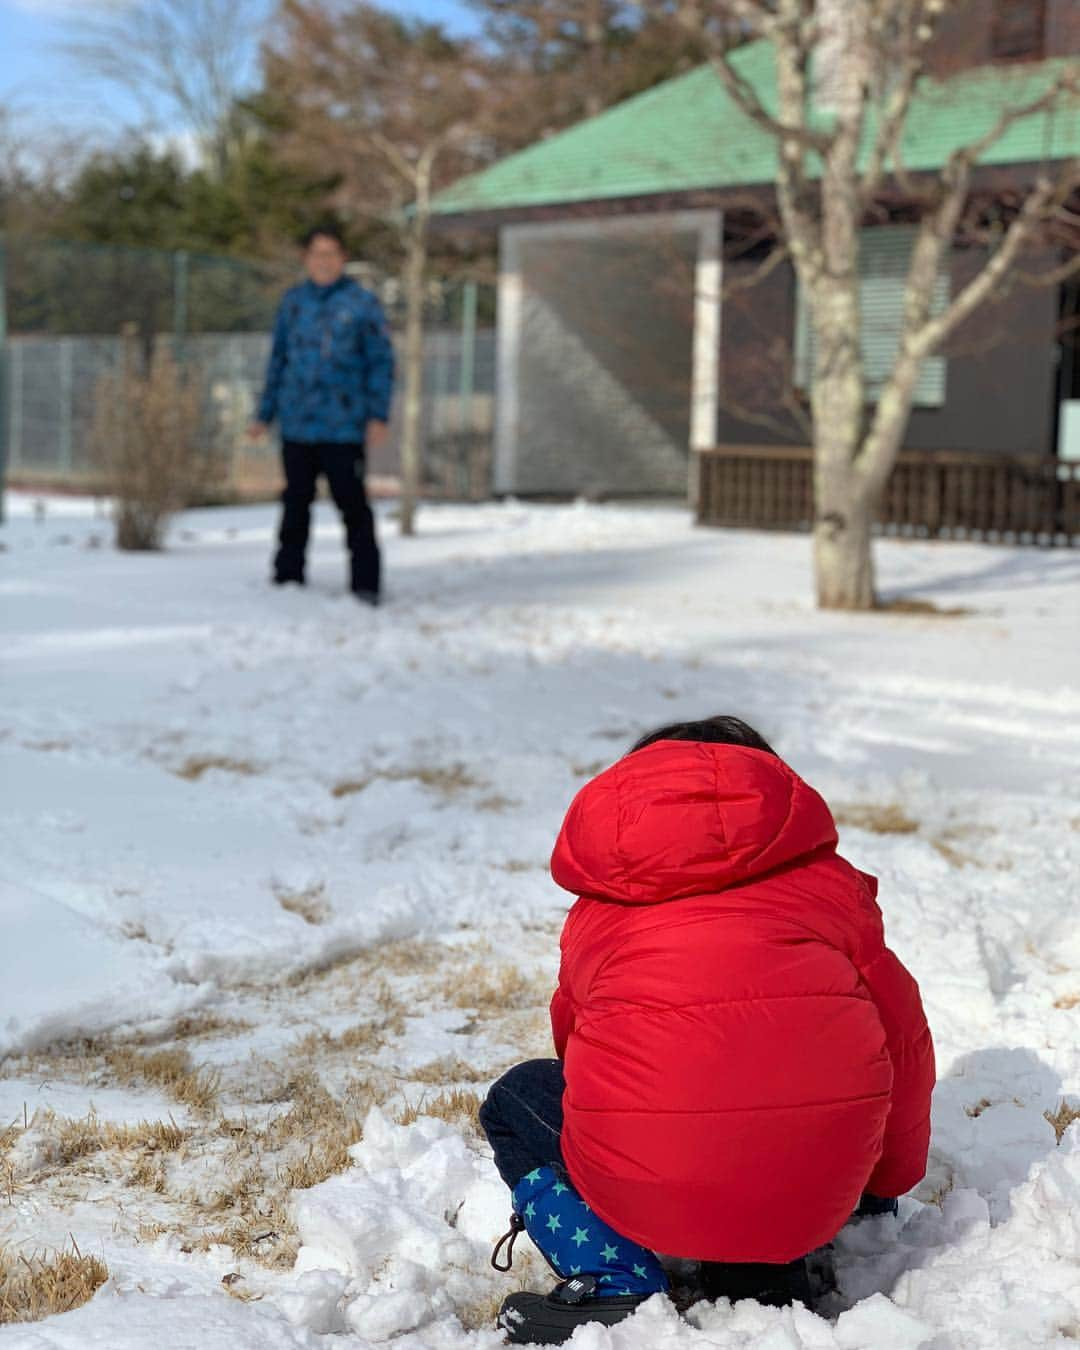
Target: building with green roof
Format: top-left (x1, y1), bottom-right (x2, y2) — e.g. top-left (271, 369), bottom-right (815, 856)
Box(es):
top-left (435, 19), bottom-right (1080, 503)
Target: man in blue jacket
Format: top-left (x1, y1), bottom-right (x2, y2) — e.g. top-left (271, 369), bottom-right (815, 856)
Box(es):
top-left (251, 225), bottom-right (395, 604)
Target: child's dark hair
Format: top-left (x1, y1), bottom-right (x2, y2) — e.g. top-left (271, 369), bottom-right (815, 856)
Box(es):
top-left (300, 223), bottom-right (347, 251)
top-left (630, 716), bottom-right (777, 757)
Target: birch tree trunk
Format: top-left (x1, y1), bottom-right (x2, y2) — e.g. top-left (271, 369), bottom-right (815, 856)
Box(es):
top-left (398, 224), bottom-right (427, 538)
top-left (397, 150), bottom-right (436, 538)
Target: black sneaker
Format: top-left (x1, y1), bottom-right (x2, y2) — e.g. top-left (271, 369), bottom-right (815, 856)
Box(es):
top-left (352, 588), bottom-right (380, 607)
top-left (697, 1257), bottom-right (812, 1308)
top-left (497, 1275), bottom-right (651, 1345)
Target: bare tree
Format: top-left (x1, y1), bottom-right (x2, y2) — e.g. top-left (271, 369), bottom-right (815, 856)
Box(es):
top-left (268, 1), bottom-right (496, 535)
top-left (64, 0), bottom-right (266, 175)
top-left (707, 0), bottom-right (1080, 609)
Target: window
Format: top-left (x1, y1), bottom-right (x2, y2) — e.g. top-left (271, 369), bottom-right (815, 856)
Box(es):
top-left (794, 226), bottom-right (950, 408)
top-left (991, 0), bottom-right (1046, 61)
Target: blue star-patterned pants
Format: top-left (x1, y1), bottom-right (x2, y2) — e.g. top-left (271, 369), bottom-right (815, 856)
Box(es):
top-left (480, 1059), bottom-right (668, 1297)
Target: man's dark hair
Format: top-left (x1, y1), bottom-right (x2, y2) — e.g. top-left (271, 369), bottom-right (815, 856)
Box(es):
top-left (630, 716), bottom-right (777, 757)
top-left (300, 223), bottom-right (347, 251)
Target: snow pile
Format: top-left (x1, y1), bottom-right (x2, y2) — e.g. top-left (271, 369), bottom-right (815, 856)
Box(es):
top-left (289, 1111), bottom-right (507, 1340)
top-left (2, 495), bottom-right (1078, 1348)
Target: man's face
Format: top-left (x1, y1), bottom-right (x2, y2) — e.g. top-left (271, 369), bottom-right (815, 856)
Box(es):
top-left (305, 234), bottom-right (347, 287)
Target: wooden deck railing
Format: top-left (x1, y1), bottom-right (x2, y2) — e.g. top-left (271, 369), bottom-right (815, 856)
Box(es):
top-left (697, 447), bottom-right (1080, 545)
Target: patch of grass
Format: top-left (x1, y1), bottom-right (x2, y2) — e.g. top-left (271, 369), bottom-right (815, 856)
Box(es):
top-left (396, 1088), bottom-right (483, 1131)
top-left (267, 1074), bottom-right (368, 1190)
top-left (369, 939), bottom-right (444, 976)
top-left (273, 881), bottom-right (331, 926)
top-left (106, 1047), bottom-right (220, 1113)
top-left (879, 598), bottom-right (975, 618)
top-left (171, 1013), bottom-right (253, 1041)
top-left (1054, 994), bottom-right (1080, 1010)
top-left (570, 760), bottom-right (607, 779)
top-left (128, 1154), bottom-right (169, 1193)
top-left (457, 1287), bottom-right (511, 1332)
top-left (291, 1012), bottom-right (400, 1062)
top-left (496, 860), bottom-right (542, 874)
top-left (53, 1111), bottom-right (186, 1165)
top-left (834, 803), bottom-right (919, 835)
top-left (929, 824), bottom-right (1008, 872)
top-left (331, 764), bottom-right (483, 801)
top-left (441, 963), bottom-right (547, 1014)
top-left (0, 1241), bottom-right (108, 1324)
top-left (1045, 1100), bottom-right (1080, 1144)
top-left (965, 1098), bottom-right (993, 1119)
top-left (173, 755), bottom-right (260, 782)
top-left (409, 1056), bottom-right (490, 1086)
top-left (476, 794), bottom-right (520, 814)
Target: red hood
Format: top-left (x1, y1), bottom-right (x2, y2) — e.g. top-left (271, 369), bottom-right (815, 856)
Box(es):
top-left (550, 740), bottom-right (838, 905)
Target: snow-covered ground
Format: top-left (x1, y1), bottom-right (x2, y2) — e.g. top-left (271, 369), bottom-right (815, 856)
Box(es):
top-left (1, 493), bottom-right (1078, 1349)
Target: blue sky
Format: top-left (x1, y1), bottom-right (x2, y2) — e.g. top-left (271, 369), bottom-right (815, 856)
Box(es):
top-left (0, 0), bottom-right (480, 143)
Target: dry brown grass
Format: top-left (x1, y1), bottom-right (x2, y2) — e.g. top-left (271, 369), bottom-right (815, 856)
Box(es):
top-left (53, 1111), bottom-right (186, 1165)
top-left (476, 794), bottom-right (520, 814)
top-left (1045, 1100), bottom-right (1080, 1143)
top-left (268, 1074), bottom-right (368, 1191)
top-left (273, 882), bottom-right (331, 926)
top-left (879, 598), bottom-right (974, 618)
top-left (571, 760), bottom-right (608, 779)
top-left (0, 1241), bottom-right (108, 1324)
top-left (368, 939), bottom-right (444, 976)
top-left (396, 1088), bottom-right (483, 1131)
top-left (170, 1013), bottom-right (253, 1042)
top-left (173, 755), bottom-right (260, 782)
top-left (182, 1074), bottom-right (378, 1269)
top-left (441, 962), bottom-right (546, 1013)
top-left (930, 824), bottom-right (1008, 872)
top-left (457, 1287), bottom-right (510, 1332)
top-left (1054, 994), bottom-right (1080, 1010)
top-left (408, 1056), bottom-right (490, 1086)
top-left (106, 1047), bottom-right (220, 1113)
top-left (331, 764), bottom-right (483, 800)
top-left (965, 1098), bottom-right (993, 1118)
top-left (496, 860), bottom-right (542, 874)
top-left (834, 803), bottom-right (919, 835)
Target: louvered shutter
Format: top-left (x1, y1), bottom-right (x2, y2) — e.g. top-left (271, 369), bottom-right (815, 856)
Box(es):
top-left (795, 226), bottom-right (948, 407)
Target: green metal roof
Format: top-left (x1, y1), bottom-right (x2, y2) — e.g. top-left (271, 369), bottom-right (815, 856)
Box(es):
top-left (434, 42), bottom-right (1080, 216)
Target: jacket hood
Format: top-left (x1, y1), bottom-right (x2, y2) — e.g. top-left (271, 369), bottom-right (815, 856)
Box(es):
top-left (550, 740), bottom-right (838, 905)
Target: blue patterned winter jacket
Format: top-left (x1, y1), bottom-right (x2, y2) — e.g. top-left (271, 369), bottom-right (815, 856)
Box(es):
top-left (257, 277), bottom-right (395, 444)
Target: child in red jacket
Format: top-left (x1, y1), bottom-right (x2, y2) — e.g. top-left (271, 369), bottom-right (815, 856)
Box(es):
top-left (480, 716), bottom-right (935, 1345)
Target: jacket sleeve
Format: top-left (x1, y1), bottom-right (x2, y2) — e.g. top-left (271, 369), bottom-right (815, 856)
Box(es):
top-left (858, 940), bottom-right (936, 1197)
top-left (361, 297), bottom-right (395, 423)
top-left (257, 300), bottom-right (289, 425)
top-left (550, 985), bottom-right (576, 1060)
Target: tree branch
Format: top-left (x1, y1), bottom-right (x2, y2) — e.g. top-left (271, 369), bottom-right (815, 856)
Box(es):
top-left (710, 53), bottom-right (830, 154)
top-left (859, 1), bottom-right (947, 206)
top-left (944, 66), bottom-right (1080, 182)
top-left (913, 169), bottom-right (1079, 359)
top-left (713, 243), bottom-right (791, 300)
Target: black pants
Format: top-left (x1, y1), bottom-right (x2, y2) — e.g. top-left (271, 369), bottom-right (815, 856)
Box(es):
top-left (479, 1058), bottom-right (567, 1189)
top-left (274, 440), bottom-right (380, 595)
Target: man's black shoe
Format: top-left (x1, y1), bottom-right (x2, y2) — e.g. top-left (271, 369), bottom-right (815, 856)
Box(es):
top-left (353, 588), bottom-right (380, 607)
top-left (273, 575), bottom-right (305, 587)
top-left (497, 1275), bottom-right (651, 1345)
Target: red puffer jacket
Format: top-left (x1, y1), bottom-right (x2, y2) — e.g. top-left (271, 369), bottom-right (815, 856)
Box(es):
top-left (549, 740), bottom-right (934, 1263)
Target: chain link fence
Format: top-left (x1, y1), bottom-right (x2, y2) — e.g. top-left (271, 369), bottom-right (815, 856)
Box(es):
top-left (0, 235), bottom-right (495, 506)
